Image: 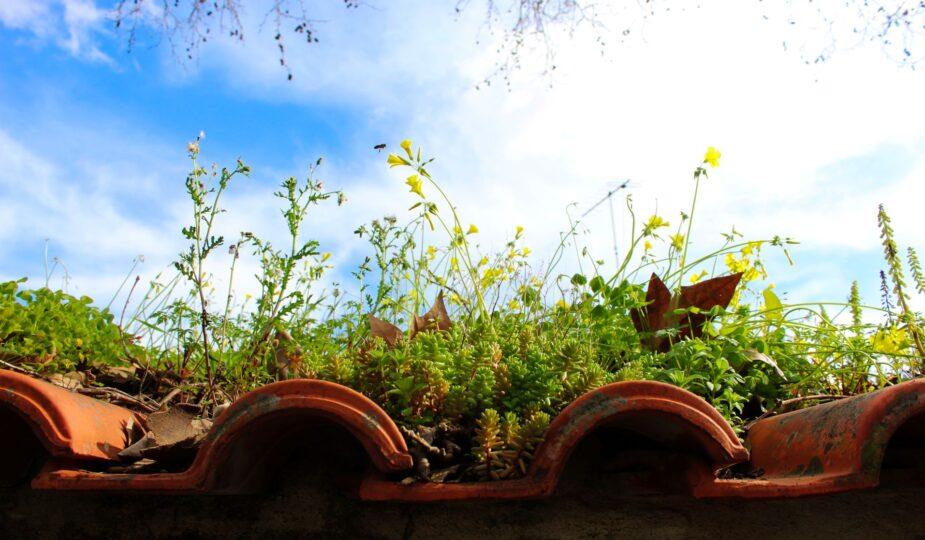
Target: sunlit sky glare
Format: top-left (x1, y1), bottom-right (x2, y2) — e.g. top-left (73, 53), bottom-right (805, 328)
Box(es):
top-left (0, 0), bottom-right (923, 314)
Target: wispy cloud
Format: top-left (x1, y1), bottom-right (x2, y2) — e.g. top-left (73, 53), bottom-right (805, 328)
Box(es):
top-left (1, 0), bottom-right (923, 309)
top-left (0, 0), bottom-right (112, 63)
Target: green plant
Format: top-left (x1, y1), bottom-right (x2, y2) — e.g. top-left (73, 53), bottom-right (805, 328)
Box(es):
top-left (6, 137), bottom-right (924, 480)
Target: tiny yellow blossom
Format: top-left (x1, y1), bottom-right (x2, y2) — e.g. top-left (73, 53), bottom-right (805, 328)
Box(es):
top-left (453, 224), bottom-right (462, 235)
top-left (478, 256), bottom-right (489, 266)
top-left (508, 300), bottom-right (521, 311)
top-left (643, 215), bottom-right (669, 235)
top-left (427, 245), bottom-right (436, 259)
top-left (689, 270), bottom-right (708, 283)
top-left (703, 146), bottom-right (721, 168)
top-left (467, 224), bottom-right (479, 235)
top-left (321, 252), bottom-right (332, 263)
top-left (450, 257), bottom-right (459, 271)
top-left (245, 293), bottom-right (252, 300)
top-left (521, 247), bottom-right (531, 257)
top-left (644, 240), bottom-right (653, 251)
top-left (400, 139), bottom-right (414, 159)
top-left (405, 174), bottom-right (424, 198)
top-left (387, 153), bottom-right (409, 168)
top-left (555, 299), bottom-right (569, 310)
top-left (75, 338), bottom-right (83, 347)
top-left (670, 233), bottom-right (685, 251)
top-left (515, 225), bottom-right (524, 236)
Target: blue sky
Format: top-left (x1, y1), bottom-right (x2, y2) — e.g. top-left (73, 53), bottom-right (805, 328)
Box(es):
top-left (1, 0), bottom-right (923, 315)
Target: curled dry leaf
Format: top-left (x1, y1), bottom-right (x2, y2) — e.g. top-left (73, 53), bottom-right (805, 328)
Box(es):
top-left (412, 291), bottom-right (452, 335)
top-left (631, 272), bottom-right (743, 352)
top-left (745, 349), bottom-right (786, 379)
top-left (271, 328), bottom-right (303, 379)
top-left (369, 291), bottom-right (454, 348)
top-left (368, 314), bottom-right (404, 347)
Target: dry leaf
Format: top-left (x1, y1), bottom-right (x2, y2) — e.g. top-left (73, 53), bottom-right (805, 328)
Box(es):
top-left (369, 314), bottom-right (404, 347)
top-left (412, 291), bottom-right (453, 336)
top-left (631, 272), bottom-right (743, 352)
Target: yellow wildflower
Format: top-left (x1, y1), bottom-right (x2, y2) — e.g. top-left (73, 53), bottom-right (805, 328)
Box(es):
top-left (689, 270), bottom-right (708, 283)
top-left (467, 224), bottom-right (479, 235)
top-left (405, 174), bottom-right (424, 198)
top-left (450, 257), bottom-right (459, 271)
top-left (321, 252), bottom-right (332, 262)
top-left (478, 256), bottom-right (489, 266)
top-left (387, 153), bottom-right (409, 168)
top-left (555, 299), bottom-right (569, 310)
top-left (427, 245), bottom-right (436, 260)
top-left (670, 233), bottom-right (685, 251)
top-left (643, 215), bottom-right (669, 235)
top-left (75, 338), bottom-right (83, 347)
top-left (453, 224), bottom-right (462, 235)
top-left (644, 240), bottom-right (653, 251)
top-left (703, 146), bottom-right (721, 168)
top-left (515, 225), bottom-right (524, 237)
top-left (508, 300), bottom-right (521, 311)
top-left (400, 139), bottom-right (414, 159)
top-left (521, 247), bottom-right (531, 257)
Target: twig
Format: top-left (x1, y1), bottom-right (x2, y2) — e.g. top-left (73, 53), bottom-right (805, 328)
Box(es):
top-left (77, 386), bottom-right (158, 413)
top-left (0, 357), bottom-right (37, 376)
top-left (156, 387), bottom-right (183, 410)
top-left (400, 425), bottom-right (453, 459)
top-left (746, 394), bottom-right (850, 430)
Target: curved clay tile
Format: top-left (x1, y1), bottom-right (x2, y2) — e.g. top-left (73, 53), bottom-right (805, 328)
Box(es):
top-left (359, 380), bottom-right (747, 501)
top-left (696, 378), bottom-right (925, 498)
top-left (0, 369), bottom-right (139, 460)
top-left (34, 378), bottom-right (413, 492)
top-left (0, 369), bottom-right (139, 486)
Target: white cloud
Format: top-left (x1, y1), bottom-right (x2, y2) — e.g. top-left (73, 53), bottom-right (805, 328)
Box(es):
top-left (3, 0), bottom-right (925, 309)
top-left (0, 0), bottom-right (112, 63)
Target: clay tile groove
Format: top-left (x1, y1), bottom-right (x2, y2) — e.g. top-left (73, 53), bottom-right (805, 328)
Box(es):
top-left (359, 381), bottom-right (748, 502)
top-left (32, 378), bottom-right (413, 493)
top-left (695, 378), bottom-right (925, 498)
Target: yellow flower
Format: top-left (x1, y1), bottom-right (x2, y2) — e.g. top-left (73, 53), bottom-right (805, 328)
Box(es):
top-left (387, 153), bottom-right (409, 168)
top-left (644, 240), bottom-right (653, 251)
top-left (689, 270), bottom-right (708, 283)
top-left (508, 300), bottom-right (521, 311)
top-left (515, 225), bottom-right (524, 237)
top-left (670, 233), bottom-right (685, 251)
top-left (321, 252), bottom-right (332, 263)
top-left (453, 224), bottom-right (462, 235)
top-left (478, 256), bottom-right (489, 266)
top-left (450, 257), bottom-right (459, 271)
top-left (703, 146), bottom-right (721, 168)
top-left (521, 247), bottom-right (531, 257)
top-left (467, 224), bottom-right (479, 235)
top-left (75, 338), bottom-right (83, 347)
top-left (741, 241), bottom-right (762, 256)
top-left (400, 139), bottom-right (414, 159)
top-left (245, 293), bottom-right (252, 300)
top-left (405, 174), bottom-right (424, 198)
top-left (426, 245), bottom-right (436, 259)
top-left (871, 327), bottom-right (908, 355)
top-left (643, 215), bottom-right (669, 235)
top-left (555, 299), bottom-right (569, 310)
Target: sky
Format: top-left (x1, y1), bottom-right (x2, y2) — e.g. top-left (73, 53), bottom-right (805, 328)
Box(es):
top-left (0, 0), bottom-right (924, 315)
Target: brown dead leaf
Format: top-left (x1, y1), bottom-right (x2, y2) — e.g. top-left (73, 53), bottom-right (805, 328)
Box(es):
top-left (631, 272), bottom-right (743, 352)
top-left (272, 329), bottom-right (303, 379)
top-left (118, 408), bottom-right (212, 465)
top-left (368, 314), bottom-right (404, 347)
top-left (48, 371), bottom-right (86, 390)
top-left (412, 291), bottom-right (453, 336)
